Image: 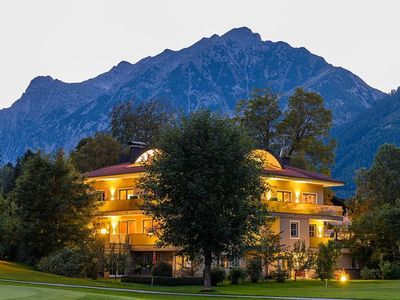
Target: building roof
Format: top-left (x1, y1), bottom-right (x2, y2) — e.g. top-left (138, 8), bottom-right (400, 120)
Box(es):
top-left (86, 161), bottom-right (343, 186)
top-left (86, 163), bottom-right (144, 178)
top-left (264, 165), bottom-right (344, 186)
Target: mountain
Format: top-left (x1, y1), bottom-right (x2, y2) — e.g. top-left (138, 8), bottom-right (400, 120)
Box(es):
top-left (333, 88), bottom-right (400, 197)
top-left (0, 27), bottom-right (384, 163)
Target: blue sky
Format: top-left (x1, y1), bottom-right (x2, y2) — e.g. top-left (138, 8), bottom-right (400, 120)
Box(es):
top-left (0, 0), bottom-right (399, 108)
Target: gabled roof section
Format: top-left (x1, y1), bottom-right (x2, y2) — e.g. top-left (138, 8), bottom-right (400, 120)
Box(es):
top-left (86, 163), bottom-right (144, 178)
top-left (85, 148), bottom-right (344, 187)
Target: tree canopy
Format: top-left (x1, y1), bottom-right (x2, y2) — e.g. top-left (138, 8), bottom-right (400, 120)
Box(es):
top-left (235, 88), bottom-right (281, 149)
top-left (236, 88), bottom-right (335, 174)
top-left (277, 88), bottom-right (335, 173)
top-left (348, 144), bottom-right (400, 266)
top-left (70, 133), bottom-right (122, 173)
top-left (3, 151), bottom-right (99, 264)
top-left (141, 111), bottom-right (268, 289)
top-left (110, 100), bottom-right (173, 147)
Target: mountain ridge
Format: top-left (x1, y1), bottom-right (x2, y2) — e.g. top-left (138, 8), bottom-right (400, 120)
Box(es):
top-left (0, 27), bottom-right (385, 164)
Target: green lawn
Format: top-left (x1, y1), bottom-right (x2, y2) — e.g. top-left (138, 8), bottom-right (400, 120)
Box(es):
top-left (1, 260), bottom-right (400, 299)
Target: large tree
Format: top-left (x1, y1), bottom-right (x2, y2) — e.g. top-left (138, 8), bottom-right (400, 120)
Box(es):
top-left (348, 144), bottom-right (400, 266)
top-left (141, 111), bottom-right (268, 290)
top-left (110, 100), bottom-right (173, 147)
top-left (10, 151), bottom-right (99, 264)
top-left (235, 88), bottom-right (281, 149)
top-left (277, 88), bottom-right (335, 173)
top-left (70, 133), bottom-right (122, 173)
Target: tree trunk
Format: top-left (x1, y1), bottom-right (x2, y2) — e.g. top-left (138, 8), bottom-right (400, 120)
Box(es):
top-left (203, 251), bottom-right (212, 291)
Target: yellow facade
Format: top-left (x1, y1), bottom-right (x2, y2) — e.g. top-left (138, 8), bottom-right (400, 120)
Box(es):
top-left (87, 149), bottom-right (348, 274)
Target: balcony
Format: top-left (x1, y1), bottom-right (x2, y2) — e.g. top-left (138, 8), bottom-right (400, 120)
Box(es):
top-left (310, 237), bottom-right (333, 248)
top-left (99, 199), bottom-right (143, 212)
top-left (266, 201), bottom-right (343, 217)
top-left (128, 234), bottom-right (158, 246)
top-left (104, 233), bottom-right (157, 246)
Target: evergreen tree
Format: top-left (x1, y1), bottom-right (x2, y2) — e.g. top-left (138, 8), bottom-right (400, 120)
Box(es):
top-left (10, 151), bottom-right (99, 264)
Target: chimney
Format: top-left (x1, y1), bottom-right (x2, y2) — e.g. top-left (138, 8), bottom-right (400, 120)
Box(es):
top-left (128, 141), bottom-right (146, 163)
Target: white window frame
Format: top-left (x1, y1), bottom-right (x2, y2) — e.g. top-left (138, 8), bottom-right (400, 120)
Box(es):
top-left (290, 220), bottom-right (300, 239)
top-left (302, 192), bottom-right (317, 204)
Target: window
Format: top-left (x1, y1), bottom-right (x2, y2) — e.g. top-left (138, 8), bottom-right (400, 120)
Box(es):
top-left (302, 193), bottom-right (317, 204)
top-left (119, 221), bottom-right (127, 234)
top-left (277, 191), bottom-right (291, 202)
top-left (290, 221), bottom-right (300, 239)
top-left (118, 189), bottom-right (133, 200)
top-left (309, 224), bottom-right (316, 237)
top-left (128, 220), bottom-right (136, 234)
top-left (142, 219), bottom-right (153, 234)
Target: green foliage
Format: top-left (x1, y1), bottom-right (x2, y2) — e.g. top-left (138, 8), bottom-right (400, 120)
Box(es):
top-left (210, 267), bottom-right (226, 286)
top-left (251, 222), bottom-right (283, 280)
top-left (271, 266), bottom-right (289, 283)
top-left (103, 249), bottom-right (129, 276)
top-left (141, 110), bottom-right (268, 289)
top-left (228, 267), bottom-right (246, 284)
top-left (360, 266), bottom-right (380, 280)
top-left (380, 261), bottom-right (400, 280)
top-left (315, 240), bottom-right (341, 281)
top-left (37, 247), bottom-right (86, 278)
top-left (246, 256), bottom-right (262, 283)
top-left (286, 240), bottom-right (315, 281)
top-left (349, 144), bottom-right (400, 266)
top-left (110, 100), bottom-right (173, 147)
top-left (152, 261), bottom-right (173, 277)
top-left (121, 276), bottom-right (203, 286)
top-left (9, 151), bottom-right (99, 264)
top-left (70, 133), bottom-right (122, 173)
top-left (277, 88), bottom-right (335, 174)
top-left (235, 88), bottom-right (281, 149)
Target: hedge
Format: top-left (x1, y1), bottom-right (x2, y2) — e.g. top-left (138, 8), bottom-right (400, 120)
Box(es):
top-left (121, 276), bottom-right (203, 286)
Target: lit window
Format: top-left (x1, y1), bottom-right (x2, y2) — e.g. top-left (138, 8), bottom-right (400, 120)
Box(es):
top-left (128, 220), bottom-right (136, 234)
top-left (277, 191), bottom-right (291, 202)
top-left (143, 219), bottom-right (153, 234)
top-left (309, 224), bottom-right (316, 237)
top-left (302, 193), bottom-right (317, 204)
top-left (290, 221), bottom-right (299, 239)
top-left (119, 188), bottom-right (142, 200)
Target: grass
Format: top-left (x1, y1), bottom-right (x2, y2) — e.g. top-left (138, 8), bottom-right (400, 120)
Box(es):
top-left (1, 260), bottom-right (400, 299)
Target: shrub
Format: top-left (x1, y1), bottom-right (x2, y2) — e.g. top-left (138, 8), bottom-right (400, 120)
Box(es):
top-left (380, 261), bottom-right (400, 279)
top-left (152, 262), bottom-right (173, 277)
top-left (210, 267), bottom-right (226, 286)
top-left (37, 247), bottom-right (86, 278)
top-left (121, 276), bottom-right (203, 286)
top-left (360, 266), bottom-right (380, 279)
top-left (246, 257), bottom-right (262, 283)
top-left (271, 267), bottom-right (289, 283)
top-left (228, 268), bottom-right (246, 284)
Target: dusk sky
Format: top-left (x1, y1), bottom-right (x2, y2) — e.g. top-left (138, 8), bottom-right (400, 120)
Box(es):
top-left (1, 0), bottom-right (399, 109)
